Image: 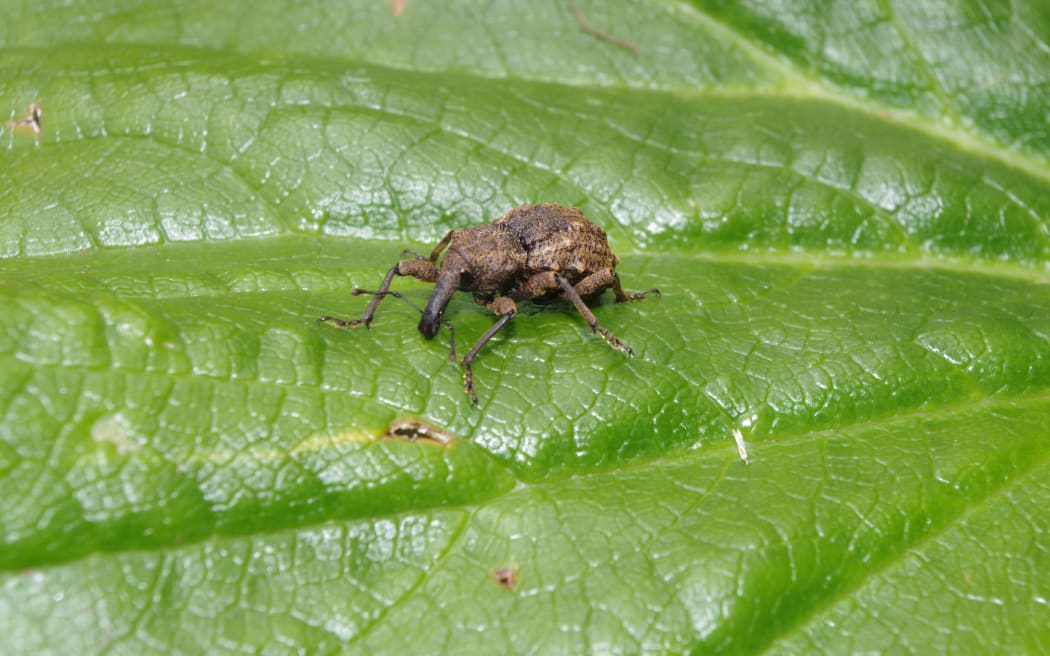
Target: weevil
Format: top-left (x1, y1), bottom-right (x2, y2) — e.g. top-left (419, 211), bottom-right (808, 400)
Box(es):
top-left (320, 203), bottom-right (659, 404)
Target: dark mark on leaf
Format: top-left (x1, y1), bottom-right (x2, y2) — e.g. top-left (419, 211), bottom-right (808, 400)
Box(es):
top-left (494, 566), bottom-right (518, 589)
top-left (383, 420), bottom-right (455, 446)
top-left (565, 0), bottom-right (639, 55)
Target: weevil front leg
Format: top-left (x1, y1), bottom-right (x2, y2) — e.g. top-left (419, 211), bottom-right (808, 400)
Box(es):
top-left (427, 230), bottom-right (454, 263)
top-left (319, 258), bottom-right (439, 328)
top-left (461, 296), bottom-right (518, 405)
top-left (320, 258), bottom-right (459, 361)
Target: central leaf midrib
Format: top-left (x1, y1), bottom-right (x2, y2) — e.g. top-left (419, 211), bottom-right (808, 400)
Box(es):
top-left (7, 243), bottom-right (1049, 293)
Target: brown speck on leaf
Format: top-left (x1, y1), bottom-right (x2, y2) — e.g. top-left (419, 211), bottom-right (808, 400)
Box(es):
top-left (565, 0), bottom-right (639, 55)
top-left (391, 0), bottom-right (405, 16)
top-left (494, 566), bottom-right (518, 589)
top-left (6, 100), bottom-right (42, 135)
top-left (384, 419), bottom-right (455, 446)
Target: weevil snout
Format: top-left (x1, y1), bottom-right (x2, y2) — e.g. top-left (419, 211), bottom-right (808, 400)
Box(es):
top-left (418, 269), bottom-right (461, 340)
top-left (419, 315), bottom-right (441, 339)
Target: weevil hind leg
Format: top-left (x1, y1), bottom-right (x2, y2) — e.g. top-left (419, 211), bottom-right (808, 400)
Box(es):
top-left (511, 271), bottom-right (637, 357)
top-left (554, 272), bottom-right (635, 356)
top-left (604, 269), bottom-right (659, 302)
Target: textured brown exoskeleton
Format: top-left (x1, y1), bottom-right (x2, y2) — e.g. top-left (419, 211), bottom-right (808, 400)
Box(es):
top-left (320, 203), bottom-right (659, 404)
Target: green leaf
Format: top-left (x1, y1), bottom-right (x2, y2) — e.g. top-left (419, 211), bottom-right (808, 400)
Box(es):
top-left (2, 1), bottom-right (1049, 653)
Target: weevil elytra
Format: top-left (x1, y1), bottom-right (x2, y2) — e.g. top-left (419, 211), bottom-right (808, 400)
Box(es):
top-left (320, 203), bottom-right (659, 404)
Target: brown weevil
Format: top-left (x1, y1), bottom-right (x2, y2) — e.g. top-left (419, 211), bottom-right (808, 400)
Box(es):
top-left (320, 203), bottom-right (659, 404)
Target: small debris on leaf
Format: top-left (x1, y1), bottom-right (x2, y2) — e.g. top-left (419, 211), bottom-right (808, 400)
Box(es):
top-left (493, 566), bottom-right (518, 589)
top-left (6, 100), bottom-right (42, 135)
top-left (732, 428), bottom-right (749, 464)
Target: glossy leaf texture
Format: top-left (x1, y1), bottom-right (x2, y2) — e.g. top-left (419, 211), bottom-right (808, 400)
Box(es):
top-left (2, 1), bottom-right (1049, 653)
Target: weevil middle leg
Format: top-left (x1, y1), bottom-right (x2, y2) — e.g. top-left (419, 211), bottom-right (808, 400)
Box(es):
top-left (460, 297), bottom-right (518, 405)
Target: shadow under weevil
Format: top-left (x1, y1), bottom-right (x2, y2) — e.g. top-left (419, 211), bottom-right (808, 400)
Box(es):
top-left (320, 203), bottom-right (659, 405)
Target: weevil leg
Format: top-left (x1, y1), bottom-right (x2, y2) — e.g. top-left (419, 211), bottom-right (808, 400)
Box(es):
top-left (461, 297), bottom-right (518, 405)
top-left (319, 264), bottom-right (401, 328)
top-left (553, 273), bottom-right (636, 356)
top-left (509, 271), bottom-right (638, 357)
top-left (427, 230), bottom-right (454, 263)
top-left (319, 257), bottom-right (440, 328)
top-left (504, 271), bottom-right (635, 355)
top-left (328, 288), bottom-right (457, 362)
top-left (604, 270), bottom-right (659, 302)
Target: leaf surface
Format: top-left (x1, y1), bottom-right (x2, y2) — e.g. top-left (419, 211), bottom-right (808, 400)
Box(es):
top-left (1, 1), bottom-right (1049, 653)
